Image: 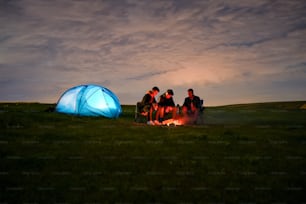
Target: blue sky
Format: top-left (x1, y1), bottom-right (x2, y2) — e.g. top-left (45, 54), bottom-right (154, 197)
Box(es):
top-left (1, 0), bottom-right (306, 106)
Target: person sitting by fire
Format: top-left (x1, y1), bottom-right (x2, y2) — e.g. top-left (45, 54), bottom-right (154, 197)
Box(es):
top-left (139, 86), bottom-right (160, 125)
top-left (182, 88), bottom-right (201, 124)
top-left (154, 89), bottom-right (177, 125)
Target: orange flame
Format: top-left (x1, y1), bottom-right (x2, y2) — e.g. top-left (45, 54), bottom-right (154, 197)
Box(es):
top-left (162, 118), bottom-right (184, 126)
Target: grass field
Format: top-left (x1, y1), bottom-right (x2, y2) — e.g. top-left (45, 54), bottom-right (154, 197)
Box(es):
top-left (1, 101), bottom-right (306, 203)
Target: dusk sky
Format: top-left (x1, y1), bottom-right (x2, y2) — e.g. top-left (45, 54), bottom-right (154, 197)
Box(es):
top-left (1, 0), bottom-right (306, 106)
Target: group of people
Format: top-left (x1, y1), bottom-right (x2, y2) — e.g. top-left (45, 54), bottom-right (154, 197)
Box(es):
top-left (138, 86), bottom-right (202, 125)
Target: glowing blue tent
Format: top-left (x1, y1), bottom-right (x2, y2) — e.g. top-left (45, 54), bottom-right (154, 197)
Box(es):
top-left (55, 84), bottom-right (122, 118)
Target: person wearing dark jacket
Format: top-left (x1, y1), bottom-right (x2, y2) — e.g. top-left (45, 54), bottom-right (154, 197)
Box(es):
top-left (139, 86), bottom-right (159, 125)
top-left (182, 88), bottom-right (201, 123)
top-left (155, 89), bottom-right (177, 124)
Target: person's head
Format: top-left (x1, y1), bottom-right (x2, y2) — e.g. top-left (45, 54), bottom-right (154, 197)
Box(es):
top-left (152, 86), bottom-right (160, 96)
top-left (166, 89), bottom-right (174, 99)
top-left (187, 88), bottom-right (194, 98)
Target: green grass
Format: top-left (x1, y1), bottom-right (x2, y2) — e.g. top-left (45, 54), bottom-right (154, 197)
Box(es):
top-left (1, 101), bottom-right (306, 203)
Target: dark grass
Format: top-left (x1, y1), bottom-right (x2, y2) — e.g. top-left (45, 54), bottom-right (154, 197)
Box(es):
top-left (0, 101), bottom-right (306, 203)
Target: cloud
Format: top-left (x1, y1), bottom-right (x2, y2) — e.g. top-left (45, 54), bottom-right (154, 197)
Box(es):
top-left (0, 0), bottom-right (305, 105)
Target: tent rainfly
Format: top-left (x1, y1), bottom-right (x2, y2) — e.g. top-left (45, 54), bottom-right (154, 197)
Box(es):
top-left (56, 84), bottom-right (122, 118)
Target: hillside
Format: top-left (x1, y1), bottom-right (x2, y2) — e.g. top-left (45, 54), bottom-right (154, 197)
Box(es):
top-left (213, 101), bottom-right (306, 110)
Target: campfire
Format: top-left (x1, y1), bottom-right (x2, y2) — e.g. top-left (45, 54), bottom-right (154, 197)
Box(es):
top-left (161, 115), bottom-right (198, 126)
top-left (162, 118), bottom-right (184, 126)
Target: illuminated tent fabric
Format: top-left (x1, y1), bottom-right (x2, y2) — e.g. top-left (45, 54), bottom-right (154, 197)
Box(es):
top-left (55, 84), bottom-right (122, 118)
